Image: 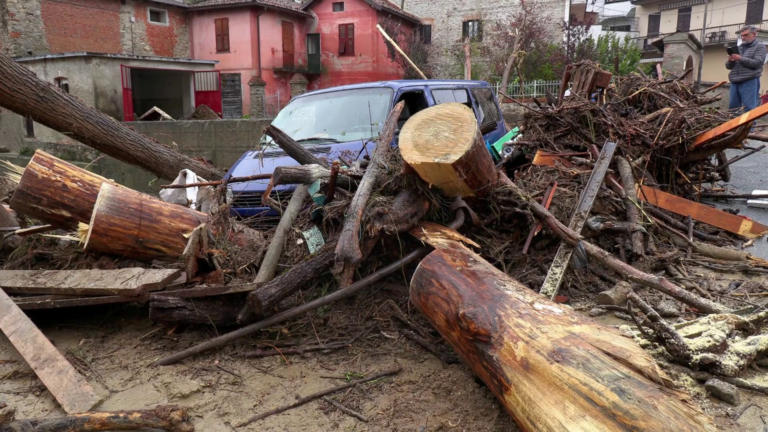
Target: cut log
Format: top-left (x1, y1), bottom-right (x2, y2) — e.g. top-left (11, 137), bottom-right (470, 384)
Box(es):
top-left (399, 103), bottom-right (498, 197)
top-left (10, 150), bottom-right (113, 229)
top-left (0, 405), bottom-right (193, 432)
top-left (0, 268), bottom-right (181, 296)
top-left (0, 288), bottom-right (99, 414)
top-left (0, 53), bottom-right (220, 180)
top-left (84, 182), bottom-right (208, 260)
top-left (410, 241), bottom-right (715, 431)
top-left (149, 293), bottom-right (246, 326)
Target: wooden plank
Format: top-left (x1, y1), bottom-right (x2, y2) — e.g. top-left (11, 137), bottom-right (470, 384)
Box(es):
top-left (690, 102), bottom-right (768, 149)
top-left (638, 185), bottom-right (768, 239)
top-left (540, 141), bottom-right (617, 299)
top-left (0, 288), bottom-right (99, 414)
top-left (12, 294), bottom-right (145, 310)
top-left (0, 268), bottom-right (182, 296)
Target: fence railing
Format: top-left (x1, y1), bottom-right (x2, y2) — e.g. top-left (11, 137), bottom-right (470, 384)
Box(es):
top-left (493, 80), bottom-right (561, 99)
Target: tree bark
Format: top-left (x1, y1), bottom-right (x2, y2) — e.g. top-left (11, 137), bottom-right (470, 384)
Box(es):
top-left (334, 101), bottom-right (404, 284)
top-left (0, 406), bottom-right (193, 432)
top-left (399, 103), bottom-right (497, 197)
top-left (0, 53), bottom-right (220, 180)
top-left (149, 294), bottom-right (246, 326)
top-left (10, 150), bottom-right (112, 229)
top-left (84, 182), bottom-right (208, 260)
top-left (410, 241), bottom-right (715, 432)
top-left (616, 156), bottom-right (644, 256)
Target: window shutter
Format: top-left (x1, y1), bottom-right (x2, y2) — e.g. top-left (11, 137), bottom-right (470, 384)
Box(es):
top-left (215, 18), bottom-right (229, 52)
top-left (347, 24), bottom-right (354, 55)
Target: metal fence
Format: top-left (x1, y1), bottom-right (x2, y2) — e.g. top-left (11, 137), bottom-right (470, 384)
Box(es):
top-left (494, 80), bottom-right (561, 100)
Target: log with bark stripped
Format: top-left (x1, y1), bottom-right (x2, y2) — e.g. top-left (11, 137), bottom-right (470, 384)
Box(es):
top-left (10, 150), bottom-right (113, 229)
top-left (83, 182), bottom-right (208, 260)
top-left (399, 103), bottom-right (498, 197)
top-left (409, 240), bottom-right (715, 431)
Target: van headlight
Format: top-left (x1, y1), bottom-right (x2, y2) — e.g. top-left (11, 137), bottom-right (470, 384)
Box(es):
top-left (225, 185), bottom-right (234, 204)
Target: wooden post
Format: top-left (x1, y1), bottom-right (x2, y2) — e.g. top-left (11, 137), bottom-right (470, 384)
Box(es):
top-left (83, 183), bottom-right (208, 260)
top-left (10, 150), bottom-right (113, 229)
top-left (399, 103), bottom-right (497, 197)
top-left (0, 53), bottom-right (220, 180)
top-left (410, 241), bottom-right (715, 431)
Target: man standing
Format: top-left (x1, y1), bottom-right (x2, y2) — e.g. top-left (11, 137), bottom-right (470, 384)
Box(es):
top-left (727, 25), bottom-right (767, 112)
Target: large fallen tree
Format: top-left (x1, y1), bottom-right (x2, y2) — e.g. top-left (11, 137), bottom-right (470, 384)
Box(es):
top-left (0, 53), bottom-right (221, 180)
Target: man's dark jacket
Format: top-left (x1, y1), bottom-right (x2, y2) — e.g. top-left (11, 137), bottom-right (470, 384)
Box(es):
top-left (726, 39), bottom-right (767, 83)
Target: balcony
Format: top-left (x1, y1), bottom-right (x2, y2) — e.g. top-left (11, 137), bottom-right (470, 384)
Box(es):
top-left (635, 20), bottom-right (768, 51)
top-left (272, 50), bottom-right (322, 76)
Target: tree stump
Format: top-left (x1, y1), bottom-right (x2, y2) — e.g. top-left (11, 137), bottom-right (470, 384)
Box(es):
top-left (399, 102), bottom-right (497, 197)
top-left (410, 240), bottom-right (715, 431)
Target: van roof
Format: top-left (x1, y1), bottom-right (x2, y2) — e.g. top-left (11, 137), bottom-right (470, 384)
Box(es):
top-left (295, 79), bottom-right (492, 99)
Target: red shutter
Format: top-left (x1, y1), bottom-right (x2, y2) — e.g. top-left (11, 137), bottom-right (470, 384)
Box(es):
top-left (194, 71), bottom-right (223, 117)
top-left (338, 24), bottom-right (346, 55)
top-left (339, 24), bottom-right (354, 56)
top-left (215, 18), bottom-right (229, 53)
top-left (120, 65), bottom-right (134, 121)
top-left (347, 23), bottom-right (354, 56)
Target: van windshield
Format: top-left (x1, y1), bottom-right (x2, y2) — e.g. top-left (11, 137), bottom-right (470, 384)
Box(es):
top-left (263, 87), bottom-right (394, 147)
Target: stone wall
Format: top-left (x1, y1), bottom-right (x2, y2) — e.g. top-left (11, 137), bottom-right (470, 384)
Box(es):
top-left (401, 0), bottom-right (564, 80)
top-left (1, 0), bottom-right (190, 58)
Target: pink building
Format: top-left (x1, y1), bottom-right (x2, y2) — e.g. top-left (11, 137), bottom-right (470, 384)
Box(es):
top-left (188, 0), bottom-right (419, 117)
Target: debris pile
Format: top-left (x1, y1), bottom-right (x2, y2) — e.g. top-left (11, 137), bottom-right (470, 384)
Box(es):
top-left (4, 61), bottom-right (768, 428)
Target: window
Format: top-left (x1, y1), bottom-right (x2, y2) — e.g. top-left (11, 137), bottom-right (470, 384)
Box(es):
top-left (215, 18), bottom-right (229, 53)
top-left (609, 25), bottom-right (631, 32)
top-left (647, 13), bottom-right (660, 38)
top-left (24, 115), bottom-right (34, 138)
top-left (746, 0), bottom-right (764, 25)
top-left (54, 77), bottom-right (69, 93)
top-left (462, 20), bottom-right (482, 42)
top-left (432, 89), bottom-right (471, 108)
top-left (148, 7), bottom-right (168, 25)
top-left (676, 7), bottom-right (691, 32)
top-left (339, 23), bottom-right (354, 56)
top-left (332, 2), bottom-right (344, 12)
top-left (418, 24), bottom-right (432, 44)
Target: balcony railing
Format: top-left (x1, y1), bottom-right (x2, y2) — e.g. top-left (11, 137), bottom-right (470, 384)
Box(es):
top-left (634, 19), bottom-right (768, 51)
top-left (271, 50), bottom-right (321, 75)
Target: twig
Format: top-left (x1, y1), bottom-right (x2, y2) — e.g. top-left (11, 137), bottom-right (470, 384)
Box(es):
top-left (322, 397), bottom-right (369, 422)
top-left (238, 368), bottom-right (400, 426)
top-left (159, 173), bottom-right (272, 189)
top-left (243, 341), bottom-right (350, 358)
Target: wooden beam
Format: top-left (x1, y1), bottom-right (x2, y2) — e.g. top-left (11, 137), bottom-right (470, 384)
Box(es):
top-left (0, 268), bottom-right (182, 296)
top-left (690, 102), bottom-right (768, 149)
top-left (637, 185), bottom-right (768, 238)
top-left (0, 288), bottom-right (99, 414)
top-left (540, 141), bottom-right (616, 299)
top-left (12, 294), bottom-right (144, 310)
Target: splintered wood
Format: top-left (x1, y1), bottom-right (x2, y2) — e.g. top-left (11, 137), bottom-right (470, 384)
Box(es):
top-left (0, 268), bottom-right (182, 296)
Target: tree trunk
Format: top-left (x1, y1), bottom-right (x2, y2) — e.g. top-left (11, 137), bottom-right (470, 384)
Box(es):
top-left (399, 103), bottom-right (497, 197)
top-left (0, 53), bottom-right (221, 180)
top-left (83, 182), bottom-right (208, 260)
top-left (410, 241), bottom-right (715, 432)
top-left (149, 294), bottom-right (245, 326)
top-left (10, 150), bottom-right (113, 229)
top-left (264, 125), bottom-right (329, 168)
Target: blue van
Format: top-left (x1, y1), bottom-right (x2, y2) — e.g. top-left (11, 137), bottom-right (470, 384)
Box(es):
top-left (224, 79), bottom-right (507, 220)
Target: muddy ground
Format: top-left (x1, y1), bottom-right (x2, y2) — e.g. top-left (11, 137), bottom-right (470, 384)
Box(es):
top-left (2, 273), bottom-right (768, 431)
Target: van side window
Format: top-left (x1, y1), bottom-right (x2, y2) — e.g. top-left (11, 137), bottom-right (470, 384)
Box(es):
top-left (395, 90), bottom-right (429, 129)
top-left (431, 89), bottom-right (472, 110)
top-left (471, 87), bottom-right (500, 130)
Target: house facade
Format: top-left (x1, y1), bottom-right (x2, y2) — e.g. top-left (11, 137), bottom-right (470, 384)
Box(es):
top-left (188, 0), bottom-right (419, 117)
top-left (569, 0), bottom-right (638, 39)
top-left (632, 0), bottom-right (768, 88)
top-left (400, 0), bottom-right (565, 80)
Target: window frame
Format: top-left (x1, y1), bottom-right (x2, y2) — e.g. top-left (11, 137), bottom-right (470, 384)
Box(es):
top-left (147, 7), bottom-right (169, 26)
top-left (338, 23), bottom-right (355, 56)
top-left (215, 17), bottom-right (230, 53)
top-left (462, 20), bottom-right (482, 42)
top-left (418, 24), bottom-right (432, 44)
top-left (676, 6), bottom-right (691, 32)
top-left (332, 2), bottom-right (345, 12)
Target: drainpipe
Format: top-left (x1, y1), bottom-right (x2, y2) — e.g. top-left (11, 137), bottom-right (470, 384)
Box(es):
top-left (257, 11), bottom-right (262, 78)
top-left (697, 0), bottom-right (709, 85)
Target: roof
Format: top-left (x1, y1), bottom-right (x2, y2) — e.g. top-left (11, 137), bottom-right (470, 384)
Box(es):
top-left (295, 79), bottom-right (491, 98)
top-left (14, 51), bottom-right (218, 65)
top-left (187, 0), bottom-right (311, 16)
top-left (148, 0), bottom-right (189, 7)
top-left (301, 0), bottom-right (420, 24)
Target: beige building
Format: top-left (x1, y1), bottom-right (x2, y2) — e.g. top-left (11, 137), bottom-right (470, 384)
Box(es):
top-left (632, 0), bottom-right (768, 90)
